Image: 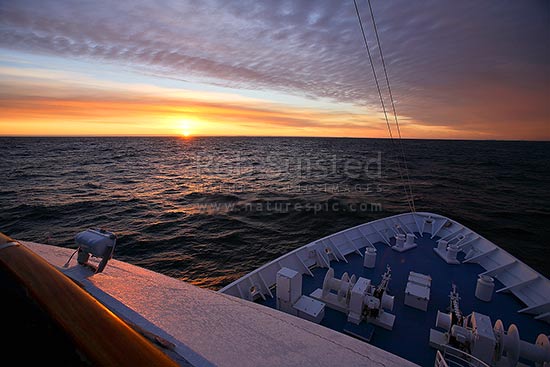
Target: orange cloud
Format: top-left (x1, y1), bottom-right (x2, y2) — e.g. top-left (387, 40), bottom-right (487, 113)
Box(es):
top-left (0, 93), bottom-right (372, 136)
top-left (1, 90), bottom-right (476, 139)
top-left (2, 65), bottom-right (537, 140)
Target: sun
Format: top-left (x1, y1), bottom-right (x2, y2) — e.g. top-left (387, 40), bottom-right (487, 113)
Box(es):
top-left (179, 120), bottom-right (193, 137)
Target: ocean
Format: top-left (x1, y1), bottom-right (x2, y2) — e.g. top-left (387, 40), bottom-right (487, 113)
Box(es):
top-left (1, 137), bottom-right (548, 288)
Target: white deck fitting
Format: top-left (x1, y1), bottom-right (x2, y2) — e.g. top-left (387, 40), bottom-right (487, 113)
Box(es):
top-left (292, 295), bottom-right (325, 324)
top-left (405, 282), bottom-right (430, 311)
top-left (405, 271), bottom-right (431, 311)
top-left (433, 246), bottom-right (460, 265)
top-left (391, 233), bottom-right (417, 253)
top-left (22, 241), bottom-right (416, 367)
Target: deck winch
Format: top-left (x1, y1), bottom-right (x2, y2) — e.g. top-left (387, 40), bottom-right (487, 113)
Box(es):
top-left (310, 265), bottom-right (395, 330)
top-left (430, 286), bottom-right (550, 367)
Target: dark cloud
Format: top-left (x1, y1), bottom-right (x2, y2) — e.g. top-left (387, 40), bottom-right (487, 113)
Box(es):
top-left (1, 0), bottom-right (549, 138)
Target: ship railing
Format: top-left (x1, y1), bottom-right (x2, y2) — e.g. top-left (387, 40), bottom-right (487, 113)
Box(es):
top-left (434, 346), bottom-right (490, 367)
top-left (435, 351), bottom-right (449, 367)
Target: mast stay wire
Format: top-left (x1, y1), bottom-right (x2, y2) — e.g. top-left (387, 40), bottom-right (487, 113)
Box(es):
top-left (352, 0), bottom-right (416, 212)
top-left (365, 0), bottom-right (416, 212)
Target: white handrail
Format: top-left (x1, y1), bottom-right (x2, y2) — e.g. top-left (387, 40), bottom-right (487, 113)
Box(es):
top-left (436, 345), bottom-right (490, 367)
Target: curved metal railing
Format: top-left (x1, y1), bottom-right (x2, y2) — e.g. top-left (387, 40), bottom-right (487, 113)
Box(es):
top-left (435, 345), bottom-right (491, 367)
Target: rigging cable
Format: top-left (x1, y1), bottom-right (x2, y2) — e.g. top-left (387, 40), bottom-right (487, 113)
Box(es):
top-left (366, 0), bottom-right (416, 212)
top-left (352, 0), bottom-right (415, 212)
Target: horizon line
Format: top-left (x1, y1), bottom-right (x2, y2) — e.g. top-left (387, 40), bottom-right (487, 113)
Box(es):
top-left (0, 134), bottom-right (548, 142)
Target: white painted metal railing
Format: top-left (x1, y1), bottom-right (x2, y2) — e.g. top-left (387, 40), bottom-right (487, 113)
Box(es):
top-left (435, 346), bottom-right (490, 367)
top-left (434, 351), bottom-right (449, 367)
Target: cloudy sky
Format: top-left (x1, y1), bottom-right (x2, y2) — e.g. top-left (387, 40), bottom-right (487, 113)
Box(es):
top-left (1, 0), bottom-right (548, 139)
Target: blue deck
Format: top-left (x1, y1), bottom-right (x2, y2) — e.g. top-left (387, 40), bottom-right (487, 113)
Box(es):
top-left (259, 233), bottom-right (550, 366)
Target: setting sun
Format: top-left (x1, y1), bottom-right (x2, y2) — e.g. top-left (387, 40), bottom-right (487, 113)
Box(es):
top-left (180, 120), bottom-right (192, 137)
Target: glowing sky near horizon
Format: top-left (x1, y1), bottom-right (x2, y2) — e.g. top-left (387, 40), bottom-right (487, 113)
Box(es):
top-left (0, 0), bottom-right (549, 139)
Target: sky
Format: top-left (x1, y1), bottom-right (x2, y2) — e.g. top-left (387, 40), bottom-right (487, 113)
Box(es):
top-left (0, 0), bottom-right (549, 139)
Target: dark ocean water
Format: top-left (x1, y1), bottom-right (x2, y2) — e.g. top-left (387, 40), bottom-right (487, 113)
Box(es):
top-left (1, 137), bottom-right (548, 288)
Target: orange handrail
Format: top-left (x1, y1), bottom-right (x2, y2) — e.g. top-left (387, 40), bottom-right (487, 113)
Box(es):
top-left (0, 233), bottom-right (179, 367)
